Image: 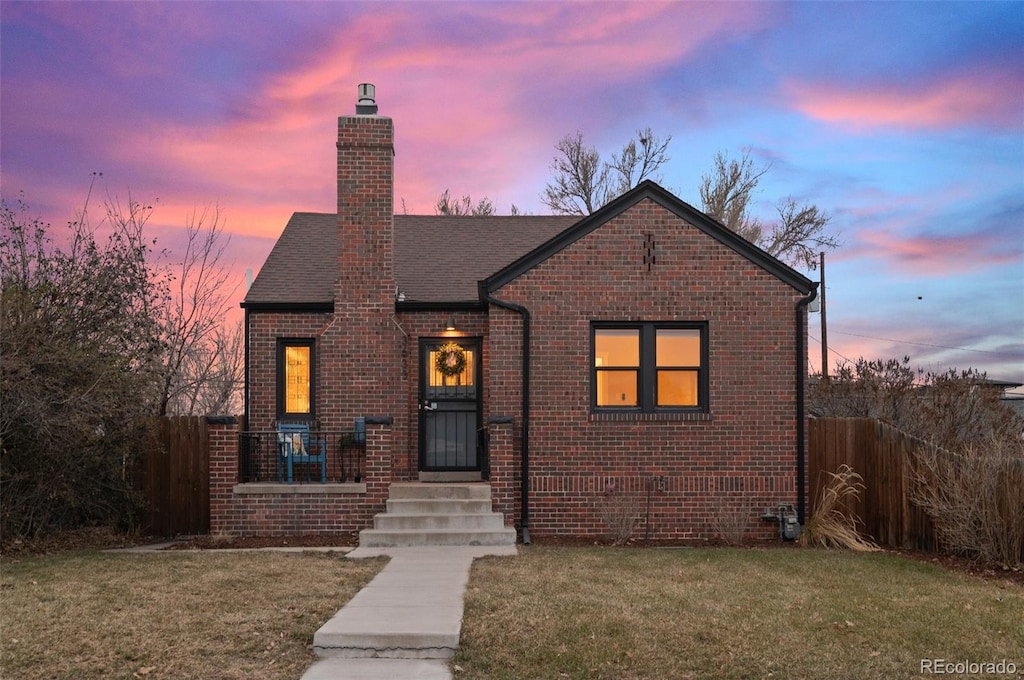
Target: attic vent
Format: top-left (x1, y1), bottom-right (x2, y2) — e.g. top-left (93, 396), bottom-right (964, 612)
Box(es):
top-left (642, 233), bottom-right (656, 272)
top-left (356, 83), bottom-right (377, 115)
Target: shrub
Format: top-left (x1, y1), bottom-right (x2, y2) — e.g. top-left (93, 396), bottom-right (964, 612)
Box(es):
top-left (800, 465), bottom-right (880, 551)
top-left (910, 439), bottom-right (1024, 567)
top-left (1, 195), bottom-right (160, 540)
top-left (596, 482), bottom-right (642, 545)
top-left (709, 493), bottom-right (750, 545)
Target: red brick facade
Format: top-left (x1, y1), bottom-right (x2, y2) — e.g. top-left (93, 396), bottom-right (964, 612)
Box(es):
top-left (487, 199), bottom-right (805, 541)
top-left (230, 90), bottom-right (813, 541)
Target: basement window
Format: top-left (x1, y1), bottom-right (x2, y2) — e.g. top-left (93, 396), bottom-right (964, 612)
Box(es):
top-left (592, 322), bottom-right (708, 413)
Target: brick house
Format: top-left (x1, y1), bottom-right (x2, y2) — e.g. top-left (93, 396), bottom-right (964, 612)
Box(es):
top-left (215, 84), bottom-right (817, 544)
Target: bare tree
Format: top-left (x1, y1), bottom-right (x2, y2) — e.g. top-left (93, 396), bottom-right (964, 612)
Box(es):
top-left (542, 132), bottom-right (606, 216)
top-left (699, 149), bottom-right (838, 269)
top-left (149, 206), bottom-right (242, 416)
top-left (435, 189), bottom-right (495, 216)
top-left (166, 320), bottom-right (244, 416)
top-left (606, 127), bottom-right (671, 197)
top-left (766, 198), bottom-right (834, 270)
top-left (542, 128), bottom-right (671, 215)
top-left (698, 149), bottom-right (768, 241)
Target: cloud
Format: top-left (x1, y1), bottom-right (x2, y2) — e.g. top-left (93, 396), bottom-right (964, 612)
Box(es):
top-left (124, 2), bottom-right (776, 214)
top-left (819, 316), bottom-right (1024, 384)
top-left (844, 228), bottom-right (1018, 277)
top-left (784, 65), bottom-right (1023, 132)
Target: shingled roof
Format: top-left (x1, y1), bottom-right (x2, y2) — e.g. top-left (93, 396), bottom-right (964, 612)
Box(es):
top-left (243, 213), bottom-right (578, 307)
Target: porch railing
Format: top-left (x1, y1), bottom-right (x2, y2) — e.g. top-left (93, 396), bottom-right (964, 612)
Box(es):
top-left (238, 430), bottom-right (366, 484)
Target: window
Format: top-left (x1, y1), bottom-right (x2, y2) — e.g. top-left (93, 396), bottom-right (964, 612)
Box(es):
top-left (428, 346), bottom-right (475, 389)
top-left (592, 323), bottom-right (708, 412)
top-left (277, 339), bottom-right (314, 419)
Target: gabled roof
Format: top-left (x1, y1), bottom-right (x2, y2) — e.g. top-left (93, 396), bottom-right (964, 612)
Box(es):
top-left (242, 213), bottom-right (577, 308)
top-left (483, 180), bottom-right (815, 295)
top-left (244, 181), bottom-right (815, 310)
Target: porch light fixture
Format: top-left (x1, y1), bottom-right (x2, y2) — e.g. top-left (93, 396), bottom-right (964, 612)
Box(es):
top-left (444, 317), bottom-right (457, 332)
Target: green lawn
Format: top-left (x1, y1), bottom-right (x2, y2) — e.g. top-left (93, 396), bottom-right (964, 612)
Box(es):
top-left (456, 546), bottom-right (1023, 679)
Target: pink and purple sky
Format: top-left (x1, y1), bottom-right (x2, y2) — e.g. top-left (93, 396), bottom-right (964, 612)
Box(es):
top-left (2, 1), bottom-right (1022, 387)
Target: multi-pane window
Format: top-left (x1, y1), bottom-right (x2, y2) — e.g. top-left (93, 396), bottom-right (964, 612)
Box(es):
top-left (277, 339), bottom-right (314, 419)
top-left (593, 323), bottom-right (708, 412)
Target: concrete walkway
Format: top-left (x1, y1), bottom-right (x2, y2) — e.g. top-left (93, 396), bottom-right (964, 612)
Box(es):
top-left (300, 545), bottom-right (517, 680)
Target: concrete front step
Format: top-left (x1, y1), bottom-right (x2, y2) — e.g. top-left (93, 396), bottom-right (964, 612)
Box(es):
top-left (374, 512), bottom-right (507, 531)
top-left (358, 528), bottom-right (517, 547)
top-left (387, 482), bottom-right (492, 500)
top-left (359, 483), bottom-right (516, 548)
top-left (385, 498), bottom-right (494, 515)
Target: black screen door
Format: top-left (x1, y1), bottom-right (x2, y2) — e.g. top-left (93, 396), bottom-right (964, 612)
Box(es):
top-left (419, 338), bottom-right (481, 471)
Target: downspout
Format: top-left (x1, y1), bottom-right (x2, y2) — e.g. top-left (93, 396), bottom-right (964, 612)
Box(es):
top-left (795, 283), bottom-right (819, 525)
top-left (243, 307), bottom-right (250, 428)
top-left (482, 291), bottom-right (532, 545)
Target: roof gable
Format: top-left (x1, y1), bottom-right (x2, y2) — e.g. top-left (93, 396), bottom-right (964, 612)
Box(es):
top-left (482, 180), bottom-right (815, 295)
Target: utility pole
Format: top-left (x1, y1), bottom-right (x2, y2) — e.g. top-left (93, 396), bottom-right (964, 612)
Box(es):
top-left (820, 251), bottom-right (828, 380)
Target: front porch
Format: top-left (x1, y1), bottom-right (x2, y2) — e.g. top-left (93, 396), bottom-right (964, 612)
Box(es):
top-left (207, 416), bottom-right (517, 540)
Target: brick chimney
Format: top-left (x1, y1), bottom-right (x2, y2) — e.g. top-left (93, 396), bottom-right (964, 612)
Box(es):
top-left (336, 83), bottom-right (395, 308)
top-left (329, 84), bottom-right (402, 424)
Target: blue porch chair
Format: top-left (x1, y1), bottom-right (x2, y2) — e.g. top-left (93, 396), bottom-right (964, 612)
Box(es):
top-left (277, 422), bottom-right (327, 483)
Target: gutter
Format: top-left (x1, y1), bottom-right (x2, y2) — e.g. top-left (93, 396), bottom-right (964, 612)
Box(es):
top-left (795, 283), bottom-right (820, 524)
top-left (481, 290), bottom-right (532, 545)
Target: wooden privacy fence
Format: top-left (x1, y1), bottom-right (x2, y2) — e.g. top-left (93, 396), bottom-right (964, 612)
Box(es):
top-left (135, 416), bottom-right (210, 537)
top-left (808, 417), bottom-right (938, 551)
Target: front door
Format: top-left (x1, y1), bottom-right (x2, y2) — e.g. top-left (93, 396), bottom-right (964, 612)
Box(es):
top-left (419, 338), bottom-right (481, 471)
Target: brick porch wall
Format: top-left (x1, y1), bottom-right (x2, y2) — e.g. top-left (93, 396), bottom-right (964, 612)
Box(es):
top-left (208, 416), bottom-right (393, 537)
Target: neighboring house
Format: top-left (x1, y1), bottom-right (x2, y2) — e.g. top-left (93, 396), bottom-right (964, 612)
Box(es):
top-left (213, 85), bottom-right (817, 543)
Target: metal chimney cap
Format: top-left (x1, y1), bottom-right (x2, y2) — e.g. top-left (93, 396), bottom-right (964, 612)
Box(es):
top-left (356, 83), bottom-right (377, 115)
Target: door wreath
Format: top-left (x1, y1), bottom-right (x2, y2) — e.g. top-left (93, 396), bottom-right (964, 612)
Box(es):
top-left (436, 341), bottom-right (466, 377)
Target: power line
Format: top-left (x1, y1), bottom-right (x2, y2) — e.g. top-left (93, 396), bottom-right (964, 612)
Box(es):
top-left (809, 334), bottom-right (853, 364)
top-left (830, 330), bottom-right (1009, 356)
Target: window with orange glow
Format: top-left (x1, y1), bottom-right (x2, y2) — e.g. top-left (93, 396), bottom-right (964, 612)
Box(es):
top-left (285, 346), bottom-right (311, 413)
top-left (593, 323), bottom-right (707, 412)
top-left (655, 329), bottom-right (701, 407)
top-left (428, 348), bottom-right (475, 388)
top-left (277, 339), bottom-right (314, 418)
top-left (594, 329), bottom-right (639, 406)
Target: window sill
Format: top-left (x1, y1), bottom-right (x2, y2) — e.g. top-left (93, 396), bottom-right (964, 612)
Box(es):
top-left (233, 483), bottom-right (366, 495)
top-left (589, 411), bottom-right (713, 423)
